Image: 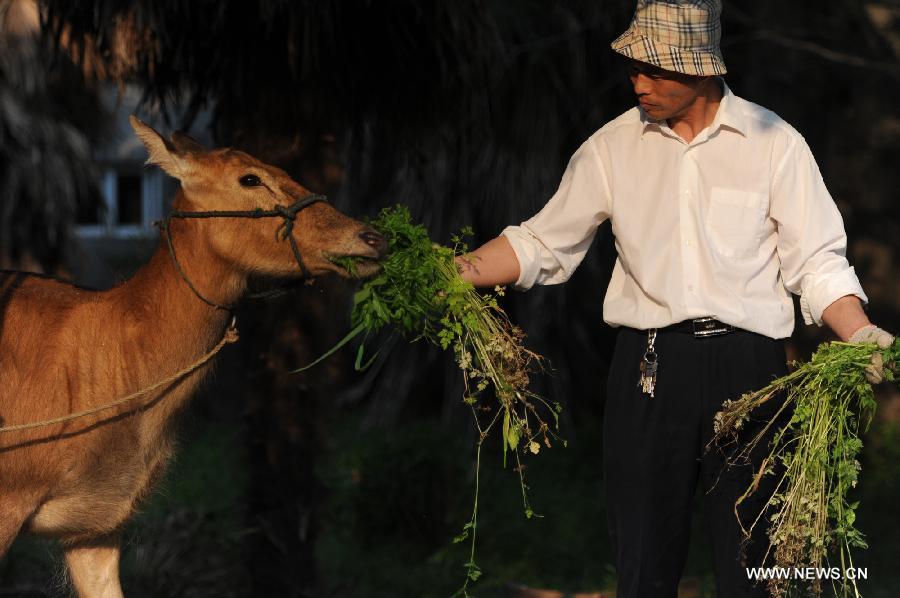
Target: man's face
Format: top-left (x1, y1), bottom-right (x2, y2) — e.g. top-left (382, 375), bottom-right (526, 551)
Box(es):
top-left (627, 60), bottom-right (709, 121)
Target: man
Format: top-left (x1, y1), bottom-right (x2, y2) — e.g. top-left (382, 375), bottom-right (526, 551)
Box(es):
top-left (456, 1), bottom-right (893, 596)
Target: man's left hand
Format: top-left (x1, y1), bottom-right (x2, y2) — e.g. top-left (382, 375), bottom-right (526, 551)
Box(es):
top-left (849, 324), bottom-right (895, 384)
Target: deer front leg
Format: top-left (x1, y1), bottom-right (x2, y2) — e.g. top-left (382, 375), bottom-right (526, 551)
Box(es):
top-left (63, 534), bottom-right (124, 598)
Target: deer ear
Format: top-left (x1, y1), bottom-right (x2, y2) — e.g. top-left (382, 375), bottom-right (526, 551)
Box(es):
top-left (170, 130), bottom-right (206, 155)
top-left (129, 115), bottom-right (185, 178)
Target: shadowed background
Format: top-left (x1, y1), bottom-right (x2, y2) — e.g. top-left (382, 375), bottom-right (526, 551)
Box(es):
top-left (1, 1), bottom-right (899, 596)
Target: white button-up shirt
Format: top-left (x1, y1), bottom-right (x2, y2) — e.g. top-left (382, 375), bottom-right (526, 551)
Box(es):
top-left (502, 82), bottom-right (866, 339)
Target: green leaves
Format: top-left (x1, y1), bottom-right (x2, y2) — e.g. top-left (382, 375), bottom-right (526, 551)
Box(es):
top-left (329, 255), bottom-right (363, 276)
top-left (502, 409), bottom-right (510, 467)
top-left (452, 521), bottom-right (475, 544)
top-left (501, 408), bottom-right (521, 467)
top-left (347, 205), bottom-right (463, 343)
top-left (464, 562), bottom-right (482, 581)
top-left (506, 420), bottom-right (520, 451)
top-left (710, 338), bottom-right (900, 597)
top-left (306, 205), bottom-right (556, 595)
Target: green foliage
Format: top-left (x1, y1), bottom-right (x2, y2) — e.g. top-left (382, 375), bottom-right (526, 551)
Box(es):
top-left (711, 340), bottom-right (900, 597)
top-left (314, 205), bottom-right (559, 594)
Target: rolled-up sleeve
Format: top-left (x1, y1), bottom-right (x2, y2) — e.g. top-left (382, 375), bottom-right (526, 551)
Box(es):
top-left (501, 138), bottom-right (611, 291)
top-left (771, 135), bottom-right (867, 325)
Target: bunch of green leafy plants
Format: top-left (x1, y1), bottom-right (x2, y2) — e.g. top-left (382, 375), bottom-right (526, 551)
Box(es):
top-left (316, 205), bottom-right (561, 594)
top-left (710, 339), bottom-right (900, 597)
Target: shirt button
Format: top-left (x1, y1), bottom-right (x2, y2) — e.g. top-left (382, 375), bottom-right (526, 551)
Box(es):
top-left (685, 239), bottom-right (692, 247)
top-left (688, 285), bottom-right (695, 292)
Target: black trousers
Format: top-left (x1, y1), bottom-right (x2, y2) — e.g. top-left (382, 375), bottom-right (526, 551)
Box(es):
top-left (602, 327), bottom-right (789, 598)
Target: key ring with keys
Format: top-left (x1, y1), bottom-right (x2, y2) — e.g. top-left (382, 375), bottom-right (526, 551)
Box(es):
top-left (639, 329), bottom-right (659, 398)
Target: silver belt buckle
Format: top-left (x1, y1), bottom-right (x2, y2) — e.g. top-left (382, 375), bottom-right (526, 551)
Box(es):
top-left (692, 317), bottom-right (732, 338)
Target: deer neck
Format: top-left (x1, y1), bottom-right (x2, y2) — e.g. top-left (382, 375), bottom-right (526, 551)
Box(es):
top-left (99, 216), bottom-right (249, 453)
top-left (105, 217), bottom-right (245, 423)
top-left (126, 218), bottom-right (246, 347)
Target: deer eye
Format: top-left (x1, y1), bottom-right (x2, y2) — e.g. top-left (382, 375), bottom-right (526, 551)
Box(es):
top-left (239, 174), bottom-right (261, 187)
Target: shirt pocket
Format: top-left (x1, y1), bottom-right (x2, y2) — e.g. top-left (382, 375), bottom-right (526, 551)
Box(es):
top-left (705, 187), bottom-right (768, 259)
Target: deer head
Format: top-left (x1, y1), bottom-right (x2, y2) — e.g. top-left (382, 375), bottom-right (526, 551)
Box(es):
top-left (129, 115), bottom-right (386, 279)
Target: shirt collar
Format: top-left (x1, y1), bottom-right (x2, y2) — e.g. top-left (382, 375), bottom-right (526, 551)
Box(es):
top-left (640, 79), bottom-right (748, 140)
top-left (711, 80), bottom-right (748, 137)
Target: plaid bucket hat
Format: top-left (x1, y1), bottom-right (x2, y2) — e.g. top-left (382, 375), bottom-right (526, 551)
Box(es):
top-left (611, 0), bottom-right (727, 76)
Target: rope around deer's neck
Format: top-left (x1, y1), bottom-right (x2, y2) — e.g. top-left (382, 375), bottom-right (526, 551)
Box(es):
top-left (0, 324), bottom-right (239, 434)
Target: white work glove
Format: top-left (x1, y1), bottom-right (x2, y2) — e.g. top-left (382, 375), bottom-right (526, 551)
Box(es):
top-left (848, 324), bottom-right (895, 384)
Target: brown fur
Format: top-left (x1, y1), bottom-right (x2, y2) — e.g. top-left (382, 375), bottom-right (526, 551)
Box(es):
top-left (0, 117), bottom-right (385, 597)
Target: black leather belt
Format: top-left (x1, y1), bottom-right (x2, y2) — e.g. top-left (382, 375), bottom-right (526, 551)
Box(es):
top-left (660, 317), bottom-right (735, 338)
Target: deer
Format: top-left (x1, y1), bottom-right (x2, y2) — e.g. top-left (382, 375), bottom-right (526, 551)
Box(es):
top-left (0, 116), bottom-right (387, 597)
